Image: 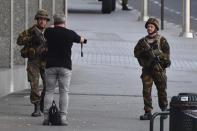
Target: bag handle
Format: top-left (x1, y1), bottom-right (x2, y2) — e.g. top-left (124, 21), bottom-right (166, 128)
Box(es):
top-left (52, 100), bottom-right (56, 106)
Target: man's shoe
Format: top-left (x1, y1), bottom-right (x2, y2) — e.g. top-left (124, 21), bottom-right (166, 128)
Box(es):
top-left (140, 112), bottom-right (152, 120)
top-left (42, 119), bottom-right (50, 125)
top-left (61, 115), bottom-right (68, 126)
top-left (61, 119), bottom-right (68, 126)
top-left (42, 113), bottom-right (49, 125)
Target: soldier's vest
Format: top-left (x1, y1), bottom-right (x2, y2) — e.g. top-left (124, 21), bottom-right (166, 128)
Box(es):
top-left (138, 35), bottom-right (162, 68)
top-left (20, 27), bottom-right (47, 59)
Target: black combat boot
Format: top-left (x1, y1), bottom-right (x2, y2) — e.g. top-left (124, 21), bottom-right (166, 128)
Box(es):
top-left (161, 108), bottom-right (168, 119)
top-left (31, 103), bottom-right (41, 117)
top-left (140, 112), bottom-right (152, 120)
top-left (122, 4), bottom-right (131, 11)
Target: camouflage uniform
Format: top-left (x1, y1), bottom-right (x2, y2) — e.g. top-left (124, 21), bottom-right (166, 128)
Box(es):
top-left (16, 9), bottom-right (50, 117)
top-left (134, 18), bottom-right (171, 119)
top-left (122, 0), bottom-right (128, 5)
top-left (122, 0), bottom-right (131, 10)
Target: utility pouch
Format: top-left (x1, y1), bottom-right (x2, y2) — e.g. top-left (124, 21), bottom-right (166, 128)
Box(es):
top-left (20, 46), bottom-right (29, 58)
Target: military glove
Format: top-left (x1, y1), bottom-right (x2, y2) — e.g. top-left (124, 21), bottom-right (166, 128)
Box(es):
top-left (28, 48), bottom-right (36, 59)
top-left (22, 36), bottom-right (33, 46)
top-left (161, 59), bottom-right (171, 68)
top-left (20, 46), bottom-right (29, 58)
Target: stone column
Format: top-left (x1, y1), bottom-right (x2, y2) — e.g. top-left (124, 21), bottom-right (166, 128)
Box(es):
top-left (28, 0), bottom-right (39, 27)
top-left (55, 0), bottom-right (65, 14)
top-left (13, 0), bottom-right (26, 65)
top-left (0, 0), bottom-right (11, 68)
top-left (42, 0), bottom-right (53, 24)
top-left (138, 0), bottom-right (149, 21)
top-left (52, 0), bottom-right (55, 15)
top-left (180, 0), bottom-right (193, 38)
top-left (64, 0), bottom-right (68, 26)
top-left (39, 0), bottom-right (42, 9)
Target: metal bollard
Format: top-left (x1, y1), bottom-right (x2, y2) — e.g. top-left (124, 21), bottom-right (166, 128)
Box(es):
top-left (160, 0), bottom-right (164, 30)
top-left (150, 111), bottom-right (170, 131)
top-left (180, 0), bottom-right (193, 38)
top-left (138, 0), bottom-right (149, 21)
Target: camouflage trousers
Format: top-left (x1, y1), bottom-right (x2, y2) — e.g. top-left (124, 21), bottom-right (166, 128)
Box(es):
top-left (140, 68), bottom-right (168, 113)
top-left (122, 0), bottom-right (128, 5)
top-left (27, 59), bottom-right (46, 104)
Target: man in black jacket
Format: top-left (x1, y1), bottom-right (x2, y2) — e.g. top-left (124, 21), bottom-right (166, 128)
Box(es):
top-left (43, 14), bottom-right (87, 125)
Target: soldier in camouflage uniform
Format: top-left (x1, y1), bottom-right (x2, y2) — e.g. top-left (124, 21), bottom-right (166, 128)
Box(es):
top-left (134, 18), bottom-right (171, 120)
top-left (16, 9), bottom-right (50, 117)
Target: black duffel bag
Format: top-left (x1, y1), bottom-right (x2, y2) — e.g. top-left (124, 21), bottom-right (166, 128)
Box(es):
top-left (49, 100), bottom-right (61, 125)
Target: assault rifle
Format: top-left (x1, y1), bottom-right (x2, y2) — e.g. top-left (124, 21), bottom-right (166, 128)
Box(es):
top-left (143, 39), bottom-right (166, 81)
top-left (32, 26), bottom-right (47, 57)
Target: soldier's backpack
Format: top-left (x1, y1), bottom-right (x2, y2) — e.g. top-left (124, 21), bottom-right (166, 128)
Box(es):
top-left (49, 100), bottom-right (61, 125)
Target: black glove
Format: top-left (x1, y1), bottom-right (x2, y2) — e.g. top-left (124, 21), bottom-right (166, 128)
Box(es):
top-left (161, 59), bottom-right (171, 68)
top-left (84, 39), bottom-right (87, 44)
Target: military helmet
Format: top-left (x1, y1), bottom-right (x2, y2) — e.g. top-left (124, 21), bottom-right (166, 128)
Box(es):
top-left (34, 9), bottom-right (50, 21)
top-left (145, 18), bottom-right (159, 30)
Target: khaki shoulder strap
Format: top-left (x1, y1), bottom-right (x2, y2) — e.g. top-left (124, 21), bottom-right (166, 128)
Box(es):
top-left (156, 35), bottom-right (162, 50)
